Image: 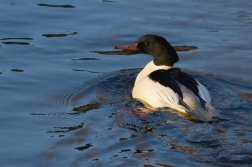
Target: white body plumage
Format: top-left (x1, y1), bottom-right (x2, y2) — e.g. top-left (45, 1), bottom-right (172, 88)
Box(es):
top-left (133, 61), bottom-right (218, 121)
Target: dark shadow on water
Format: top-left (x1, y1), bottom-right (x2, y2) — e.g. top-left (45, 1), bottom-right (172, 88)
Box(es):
top-left (37, 68), bottom-right (252, 167)
top-left (72, 69), bottom-right (102, 73)
top-left (73, 103), bottom-right (101, 113)
top-left (42, 32), bottom-right (78, 38)
top-left (91, 50), bottom-right (140, 55)
top-left (2, 42), bottom-right (30, 45)
top-left (75, 143), bottom-right (93, 151)
top-left (10, 69), bottom-right (24, 72)
top-left (0, 37), bottom-right (33, 40)
top-left (91, 45), bottom-right (198, 56)
top-left (37, 4), bottom-right (75, 8)
top-left (47, 122), bottom-right (84, 133)
top-left (1, 38), bottom-right (33, 45)
top-left (102, 0), bottom-right (116, 3)
top-left (72, 58), bottom-right (100, 61)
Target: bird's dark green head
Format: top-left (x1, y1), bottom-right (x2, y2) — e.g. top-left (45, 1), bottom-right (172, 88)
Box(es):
top-left (135, 35), bottom-right (179, 66)
top-left (115, 34), bottom-right (179, 66)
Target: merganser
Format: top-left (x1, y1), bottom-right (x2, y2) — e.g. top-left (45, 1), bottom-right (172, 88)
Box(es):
top-left (115, 34), bottom-right (219, 121)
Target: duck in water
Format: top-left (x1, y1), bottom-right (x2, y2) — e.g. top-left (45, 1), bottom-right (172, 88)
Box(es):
top-left (115, 34), bottom-right (219, 121)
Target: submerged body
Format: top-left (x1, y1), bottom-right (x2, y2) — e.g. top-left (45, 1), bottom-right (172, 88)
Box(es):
top-left (132, 61), bottom-right (218, 121)
top-left (115, 35), bottom-right (219, 121)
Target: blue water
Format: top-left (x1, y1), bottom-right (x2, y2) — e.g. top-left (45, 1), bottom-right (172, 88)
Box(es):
top-left (1, 0), bottom-right (252, 167)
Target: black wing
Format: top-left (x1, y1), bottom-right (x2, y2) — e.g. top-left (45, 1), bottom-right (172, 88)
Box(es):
top-left (167, 68), bottom-right (199, 97)
top-left (149, 68), bottom-right (206, 107)
top-left (148, 69), bottom-right (183, 98)
top-left (167, 68), bottom-right (207, 107)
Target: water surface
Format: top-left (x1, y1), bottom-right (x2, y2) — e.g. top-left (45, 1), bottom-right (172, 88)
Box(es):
top-left (0, 0), bottom-right (252, 167)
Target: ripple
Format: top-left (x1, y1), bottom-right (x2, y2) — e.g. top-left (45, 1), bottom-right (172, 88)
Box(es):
top-left (39, 69), bottom-right (252, 167)
top-left (0, 37), bottom-right (33, 46)
top-left (42, 32), bottom-right (77, 38)
top-left (72, 58), bottom-right (100, 61)
top-left (0, 37), bottom-right (33, 40)
top-left (75, 143), bottom-right (93, 151)
top-left (91, 45), bottom-right (198, 55)
top-left (2, 42), bottom-right (30, 45)
top-left (10, 69), bottom-right (24, 72)
top-left (72, 69), bottom-right (102, 73)
top-left (37, 4), bottom-right (75, 8)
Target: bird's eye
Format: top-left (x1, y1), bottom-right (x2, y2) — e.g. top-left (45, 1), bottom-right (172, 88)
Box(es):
top-left (144, 42), bottom-right (148, 45)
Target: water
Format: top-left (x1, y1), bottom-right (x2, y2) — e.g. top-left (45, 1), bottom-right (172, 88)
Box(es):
top-left (0, 0), bottom-right (252, 167)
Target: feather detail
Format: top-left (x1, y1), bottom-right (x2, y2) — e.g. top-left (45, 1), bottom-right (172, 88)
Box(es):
top-left (132, 61), bottom-right (219, 121)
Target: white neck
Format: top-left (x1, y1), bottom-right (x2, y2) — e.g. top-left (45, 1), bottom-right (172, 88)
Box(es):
top-left (135, 61), bottom-right (172, 84)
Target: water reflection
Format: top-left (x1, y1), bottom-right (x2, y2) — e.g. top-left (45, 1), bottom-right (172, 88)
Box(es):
top-left (1, 0), bottom-right (252, 166)
top-left (75, 143), bottom-right (93, 151)
top-left (102, 0), bottom-right (116, 3)
top-left (47, 122), bottom-right (84, 133)
top-left (37, 4), bottom-right (75, 8)
top-left (1, 37), bottom-right (33, 45)
top-left (1, 38), bottom-right (33, 40)
top-left (38, 68), bottom-right (252, 166)
top-left (72, 69), bottom-right (102, 73)
top-left (72, 58), bottom-right (100, 61)
top-left (42, 32), bottom-right (78, 38)
top-left (91, 45), bottom-right (198, 55)
top-left (2, 42), bottom-right (30, 45)
top-left (10, 69), bottom-right (24, 72)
